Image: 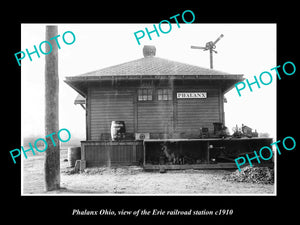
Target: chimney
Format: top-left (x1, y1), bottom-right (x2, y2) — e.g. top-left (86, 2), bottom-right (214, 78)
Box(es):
top-left (143, 45), bottom-right (156, 57)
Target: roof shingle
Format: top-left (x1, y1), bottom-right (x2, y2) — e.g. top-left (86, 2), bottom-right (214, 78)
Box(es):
top-left (72, 56), bottom-right (235, 77)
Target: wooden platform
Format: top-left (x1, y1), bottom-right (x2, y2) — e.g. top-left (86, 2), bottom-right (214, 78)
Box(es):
top-left (79, 137), bottom-right (274, 171)
top-left (143, 137), bottom-right (274, 168)
top-left (143, 137), bottom-right (273, 142)
top-left (144, 163), bottom-right (238, 171)
top-left (144, 162), bottom-right (274, 171)
top-left (80, 140), bottom-right (144, 170)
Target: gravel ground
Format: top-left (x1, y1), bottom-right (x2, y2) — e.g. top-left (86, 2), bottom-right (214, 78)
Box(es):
top-left (22, 148), bottom-right (275, 195)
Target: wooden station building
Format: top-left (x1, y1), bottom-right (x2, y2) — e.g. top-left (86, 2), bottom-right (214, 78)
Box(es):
top-left (64, 45), bottom-right (272, 170)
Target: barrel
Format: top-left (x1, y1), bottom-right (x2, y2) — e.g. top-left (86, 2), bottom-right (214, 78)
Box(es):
top-left (111, 121), bottom-right (126, 141)
top-left (68, 147), bottom-right (81, 167)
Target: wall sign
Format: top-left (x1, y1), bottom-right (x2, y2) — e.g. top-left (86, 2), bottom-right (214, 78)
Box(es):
top-left (177, 92), bottom-right (207, 99)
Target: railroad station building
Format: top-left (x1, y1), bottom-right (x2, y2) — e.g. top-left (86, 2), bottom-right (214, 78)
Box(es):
top-left (64, 45), bottom-right (272, 170)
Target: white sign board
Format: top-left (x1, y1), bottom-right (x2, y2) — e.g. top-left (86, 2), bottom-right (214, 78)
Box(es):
top-left (177, 92), bottom-right (207, 99)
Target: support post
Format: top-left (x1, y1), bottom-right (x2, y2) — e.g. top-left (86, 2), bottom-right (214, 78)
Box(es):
top-left (209, 49), bottom-right (213, 69)
top-left (44, 25), bottom-right (60, 191)
top-left (143, 141), bottom-right (146, 166)
top-left (205, 141), bottom-right (210, 163)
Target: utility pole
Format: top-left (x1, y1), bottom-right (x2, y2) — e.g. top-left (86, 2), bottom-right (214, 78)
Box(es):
top-left (44, 25), bottom-right (60, 191)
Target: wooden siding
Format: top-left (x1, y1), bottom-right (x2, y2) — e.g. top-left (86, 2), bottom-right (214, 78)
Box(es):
top-left (82, 141), bottom-right (144, 167)
top-left (137, 101), bottom-right (173, 133)
top-left (176, 89), bottom-right (220, 133)
top-left (85, 145), bottom-right (109, 166)
top-left (89, 89), bottom-right (134, 140)
top-left (87, 85), bottom-right (223, 139)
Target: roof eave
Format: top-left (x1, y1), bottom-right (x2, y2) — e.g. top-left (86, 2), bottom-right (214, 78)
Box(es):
top-left (64, 74), bottom-right (244, 96)
top-left (64, 74), bottom-right (244, 81)
top-left (64, 79), bottom-right (87, 97)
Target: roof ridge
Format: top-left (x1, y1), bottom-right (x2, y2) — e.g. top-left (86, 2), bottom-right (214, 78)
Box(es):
top-left (153, 56), bottom-right (231, 75)
top-left (69, 56), bottom-right (241, 77)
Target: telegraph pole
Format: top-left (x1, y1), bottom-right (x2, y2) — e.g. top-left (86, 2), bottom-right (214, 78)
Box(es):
top-left (44, 25), bottom-right (60, 191)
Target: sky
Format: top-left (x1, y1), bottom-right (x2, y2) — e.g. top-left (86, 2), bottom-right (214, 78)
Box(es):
top-left (21, 23), bottom-right (276, 142)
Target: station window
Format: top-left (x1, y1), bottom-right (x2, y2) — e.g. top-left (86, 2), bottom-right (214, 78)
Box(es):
top-left (158, 89), bottom-right (172, 101)
top-left (138, 89), bottom-right (153, 101)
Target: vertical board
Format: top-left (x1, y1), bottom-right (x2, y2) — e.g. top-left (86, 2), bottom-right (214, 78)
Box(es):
top-left (176, 89), bottom-right (220, 132)
top-left (137, 101), bottom-right (173, 133)
top-left (110, 145), bottom-right (133, 164)
top-left (85, 145), bottom-right (109, 166)
top-left (83, 141), bottom-right (144, 167)
top-left (90, 89), bottom-right (134, 140)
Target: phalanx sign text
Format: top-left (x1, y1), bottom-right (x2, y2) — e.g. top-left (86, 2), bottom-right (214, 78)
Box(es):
top-left (177, 92), bottom-right (207, 99)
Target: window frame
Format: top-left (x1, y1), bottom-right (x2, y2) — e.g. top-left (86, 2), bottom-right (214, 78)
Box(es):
top-left (138, 88), bottom-right (153, 101)
top-left (157, 88), bottom-right (173, 101)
